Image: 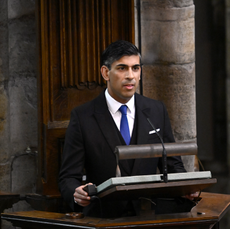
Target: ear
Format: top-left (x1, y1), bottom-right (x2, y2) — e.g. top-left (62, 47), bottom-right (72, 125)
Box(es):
top-left (101, 65), bottom-right (109, 81)
top-left (138, 68), bottom-right (142, 80)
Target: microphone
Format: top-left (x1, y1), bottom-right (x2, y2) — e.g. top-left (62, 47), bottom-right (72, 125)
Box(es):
top-left (146, 118), bottom-right (168, 183)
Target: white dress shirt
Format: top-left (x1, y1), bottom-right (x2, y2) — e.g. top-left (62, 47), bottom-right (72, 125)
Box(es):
top-left (105, 89), bottom-right (135, 137)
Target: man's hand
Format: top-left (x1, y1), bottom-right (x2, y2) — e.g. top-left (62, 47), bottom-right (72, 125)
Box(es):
top-left (183, 191), bottom-right (200, 201)
top-left (73, 183), bottom-right (92, 207)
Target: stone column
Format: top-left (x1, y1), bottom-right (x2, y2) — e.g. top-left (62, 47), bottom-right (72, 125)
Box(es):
top-left (0, 0), bottom-right (37, 192)
top-left (0, 1), bottom-right (37, 227)
top-left (141, 0), bottom-right (196, 171)
top-left (0, 0), bottom-right (11, 192)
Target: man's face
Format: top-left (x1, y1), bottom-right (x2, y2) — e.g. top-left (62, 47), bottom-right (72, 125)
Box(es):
top-left (101, 55), bottom-right (141, 104)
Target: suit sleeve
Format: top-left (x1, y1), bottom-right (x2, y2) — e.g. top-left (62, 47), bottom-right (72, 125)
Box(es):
top-left (158, 102), bottom-right (186, 173)
top-left (58, 108), bottom-right (85, 211)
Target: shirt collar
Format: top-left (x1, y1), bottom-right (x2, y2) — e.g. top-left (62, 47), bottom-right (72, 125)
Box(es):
top-left (105, 89), bottom-right (135, 115)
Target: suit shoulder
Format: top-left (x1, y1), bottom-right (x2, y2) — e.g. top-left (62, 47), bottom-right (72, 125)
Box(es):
top-left (70, 98), bottom-right (95, 117)
top-left (70, 92), bottom-right (105, 116)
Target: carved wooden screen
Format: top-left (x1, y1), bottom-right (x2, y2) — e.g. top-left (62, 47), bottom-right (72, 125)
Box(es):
top-left (37, 0), bottom-right (134, 195)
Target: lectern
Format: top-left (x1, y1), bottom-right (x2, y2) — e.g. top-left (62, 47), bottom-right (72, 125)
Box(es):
top-left (89, 142), bottom-right (216, 203)
top-left (1, 192), bottom-right (230, 229)
top-left (2, 142), bottom-right (230, 228)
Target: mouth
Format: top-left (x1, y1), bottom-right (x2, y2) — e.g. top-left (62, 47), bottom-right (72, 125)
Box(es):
top-left (123, 83), bottom-right (135, 90)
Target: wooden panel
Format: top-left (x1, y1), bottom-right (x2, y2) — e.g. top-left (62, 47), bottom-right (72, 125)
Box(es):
top-left (58, 0), bottom-right (134, 91)
top-left (37, 0), bottom-right (135, 195)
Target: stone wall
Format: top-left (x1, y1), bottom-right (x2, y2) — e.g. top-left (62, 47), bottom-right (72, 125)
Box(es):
top-left (0, 0), bottom-right (11, 192)
top-left (0, 0), bottom-right (37, 228)
top-left (195, 0), bottom-right (230, 228)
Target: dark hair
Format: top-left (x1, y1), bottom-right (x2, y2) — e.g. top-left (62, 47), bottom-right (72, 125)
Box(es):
top-left (101, 40), bottom-right (141, 69)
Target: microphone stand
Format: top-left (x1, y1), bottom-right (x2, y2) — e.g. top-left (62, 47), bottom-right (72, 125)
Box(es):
top-left (147, 118), bottom-right (168, 183)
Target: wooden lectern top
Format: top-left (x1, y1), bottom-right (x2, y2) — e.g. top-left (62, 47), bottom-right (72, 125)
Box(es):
top-left (1, 192), bottom-right (230, 229)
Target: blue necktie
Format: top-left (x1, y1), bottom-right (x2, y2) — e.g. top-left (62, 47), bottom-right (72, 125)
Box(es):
top-left (119, 105), bottom-right (130, 145)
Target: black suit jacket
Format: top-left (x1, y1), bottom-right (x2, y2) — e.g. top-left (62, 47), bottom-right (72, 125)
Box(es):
top-left (59, 91), bottom-right (186, 216)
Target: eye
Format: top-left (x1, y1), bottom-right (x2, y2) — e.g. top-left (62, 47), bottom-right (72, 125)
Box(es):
top-left (132, 66), bottom-right (140, 71)
top-left (118, 66), bottom-right (125, 71)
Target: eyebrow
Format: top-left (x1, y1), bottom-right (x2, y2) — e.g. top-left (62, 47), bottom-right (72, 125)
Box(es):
top-left (116, 64), bottom-right (142, 67)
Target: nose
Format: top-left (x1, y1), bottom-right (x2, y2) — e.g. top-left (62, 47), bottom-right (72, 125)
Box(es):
top-left (126, 67), bottom-right (134, 79)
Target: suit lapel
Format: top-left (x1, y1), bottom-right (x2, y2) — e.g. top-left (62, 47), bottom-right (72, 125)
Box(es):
top-left (131, 94), bottom-right (153, 175)
top-left (93, 93), bottom-right (131, 174)
top-left (135, 94), bottom-right (152, 144)
top-left (93, 92), bottom-right (122, 157)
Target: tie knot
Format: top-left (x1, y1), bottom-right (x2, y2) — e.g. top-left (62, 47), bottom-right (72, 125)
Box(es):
top-left (119, 105), bottom-right (127, 115)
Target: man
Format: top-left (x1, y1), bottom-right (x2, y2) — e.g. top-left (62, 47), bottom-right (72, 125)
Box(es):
top-left (59, 40), bottom-right (196, 217)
